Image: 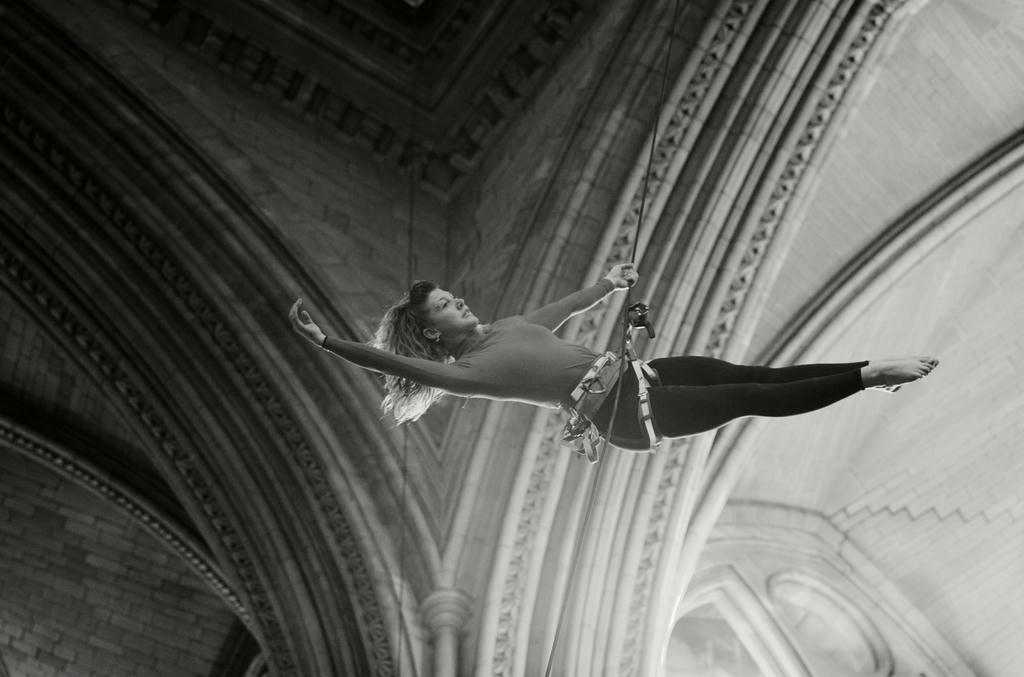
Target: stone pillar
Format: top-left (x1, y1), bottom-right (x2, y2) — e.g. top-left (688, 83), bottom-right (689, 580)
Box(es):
top-left (422, 589), bottom-right (472, 677)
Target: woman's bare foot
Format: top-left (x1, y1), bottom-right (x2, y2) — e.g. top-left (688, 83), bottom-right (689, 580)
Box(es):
top-left (861, 358), bottom-right (939, 390)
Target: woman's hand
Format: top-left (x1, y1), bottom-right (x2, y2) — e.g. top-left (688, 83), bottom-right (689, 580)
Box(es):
top-left (289, 299), bottom-right (328, 346)
top-left (604, 262), bottom-right (639, 289)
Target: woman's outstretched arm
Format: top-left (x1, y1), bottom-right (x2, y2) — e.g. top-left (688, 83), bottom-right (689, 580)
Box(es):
top-left (523, 263), bottom-right (637, 331)
top-left (289, 299), bottom-right (477, 393)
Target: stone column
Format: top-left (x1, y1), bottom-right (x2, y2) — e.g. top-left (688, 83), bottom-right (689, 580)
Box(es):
top-left (422, 589), bottom-right (472, 677)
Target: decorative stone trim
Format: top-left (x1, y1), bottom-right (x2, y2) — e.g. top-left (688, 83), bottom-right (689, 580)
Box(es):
top-left (489, 2), bottom-right (758, 672)
top-left (422, 588), bottom-right (472, 635)
top-left (108, 0), bottom-right (594, 194)
top-left (0, 419), bottom-right (251, 626)
top-left (0, 87), bottom-right (389, 675)
top-left (703, 0), bottom-right (909, 358)
top-left (573, 0), bottom-right (757, 352)
top-left (767, 570), bottom-right (894, 675)
top-left (703, 503), bottom-right (975, 677)
top-left (674, 565), bottom-right (810, 677)
top-left (265, 0), bottom-right (481, 66)
top-left (618, 2), bottom-right (912, 673)
top-left (491, 414), bottom-right (564, 676)
top-left (244, 654), bottom-right (269, 677)
top-left (617, 441), bottom-right (692, 675)
top-left (0, 237), bottom-right (297, 673)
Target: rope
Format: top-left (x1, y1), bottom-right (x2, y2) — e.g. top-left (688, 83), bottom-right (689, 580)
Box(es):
top-left (542, 0), bottom-right (682, 673)
top-left (491, 0), bottom-right (659, 317)
top-left (397, 75), bottom-right (419, 677)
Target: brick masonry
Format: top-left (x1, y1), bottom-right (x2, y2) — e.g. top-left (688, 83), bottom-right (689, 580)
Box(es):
top-left (12, 0), bottom-right (1024, 675)
top-left (34, 0), bottom-right (449, 337)
top-left (447, 0), bottom-right (649, 321)
top-left (0, 290), bottom-right (165, 490)
top-left (0, 450), bottom-right (238, 677)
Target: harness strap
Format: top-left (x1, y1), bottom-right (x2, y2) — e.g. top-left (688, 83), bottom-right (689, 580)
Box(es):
top-left (562, 351), bottom-right (620, 463)
top-left (624, 335), bottom-right (660, 451)
top-left (562, 348), bottom-right (661, 463)
top-left (631, 358), bottom-right (660, 451)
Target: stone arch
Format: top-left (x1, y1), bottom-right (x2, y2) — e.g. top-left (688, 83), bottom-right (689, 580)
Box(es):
top-left (0, 2), bottom-right (436, 673)
top-left (0, 416), bottom-right (248, 625)
top-left (678, 502), bottom-right (977, 677)
top-left (486, 1), bottom-right (931, 675)
top-left (0, 417), bottom-right (262, 675)
top-left (673, 564), bottom-right (813, 677)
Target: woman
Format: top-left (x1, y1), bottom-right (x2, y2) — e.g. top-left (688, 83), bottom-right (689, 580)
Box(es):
top-left (288, 264), bottom-right (938, 450)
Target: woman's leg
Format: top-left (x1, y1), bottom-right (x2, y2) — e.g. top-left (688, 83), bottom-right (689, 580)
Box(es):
top-left (595, 355), bottom-right (936, 446)
top-left (595, 357), bottom-right (867, 447)
top-left (647, 355), bottom-right (868, 386)
top-left (649, 368), bottom-right (865, 438)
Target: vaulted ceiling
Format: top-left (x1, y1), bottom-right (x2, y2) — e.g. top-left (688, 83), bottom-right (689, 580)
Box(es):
top-left (97, 0), bottom-right (602, 195)
top-left (2, 0), bottom-right (1022, 676)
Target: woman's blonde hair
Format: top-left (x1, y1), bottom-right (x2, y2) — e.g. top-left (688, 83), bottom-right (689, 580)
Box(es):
top-left (370, 280), bottom-right (449, 423)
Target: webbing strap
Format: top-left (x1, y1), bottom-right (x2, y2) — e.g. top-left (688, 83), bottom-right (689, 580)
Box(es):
top-left (631, 358), bottom-right (660, 450)
top-left (562, 351), bottom-right (660, 463)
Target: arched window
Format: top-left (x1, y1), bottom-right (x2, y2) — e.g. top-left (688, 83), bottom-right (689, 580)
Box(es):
top-left (666, 602), bottom-right (769, 677)
top-left (768, 573), bottom-right (891, 676)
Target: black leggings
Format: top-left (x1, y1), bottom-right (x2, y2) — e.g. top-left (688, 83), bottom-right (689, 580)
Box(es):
top-left (592, 356), bottom-right (867, 450)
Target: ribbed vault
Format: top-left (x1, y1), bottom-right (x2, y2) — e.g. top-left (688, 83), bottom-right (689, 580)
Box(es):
top-left (3, 0), bottom-right (1023, 675)
top-left (669, 2), bottom-right (1024, 677)
top-left (1, 2), bottom-right (421, 673)
top-left (676, 504), bottom-right (975, 676)
top-left (723, 133), bottom-right (1024, 676)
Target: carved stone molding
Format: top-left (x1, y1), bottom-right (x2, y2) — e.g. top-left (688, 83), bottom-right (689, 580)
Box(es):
top-left (0, 89), bottom-right (389, 674)
top-left (423, 587), bottom-right (473, 674)
top-left (618, 2), bottom-right (917, 673)
top-left (621, 2), bottom-right (915, 673)
top-left (617, 441), bottom-right (692, 676)
top-left (767, 570), bottom-right (895, 676)
top-left (675, 564), bottom-right (810, 677)
top-left (491, 413), bottom-right (563, 677)
top-left (101, 0), bottom-right (594, 195)
top-left (267, 0), bottom-right (481, 66)
top-left (572, 0), bottom-right (757, 352)
top-left (487, 4), bottom-right (759, 671)
top-left (0, 419), bottom-right (252, 627)
top-left (422, 588), bottom-right (472, 635)
top-left (0, 240), bottom-right (296, 672)
top-left (703, 0), bottom-right (909, 358)
top-left (244, 654), bottom-right (270, 677)
top-left (704, 503), bottom-right (976, 677)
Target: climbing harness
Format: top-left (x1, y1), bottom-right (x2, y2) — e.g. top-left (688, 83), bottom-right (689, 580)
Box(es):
top-left (626, 301), bottom-right (661, 453)
top-left (561, 321), bottom-right (662, 463)
top-left (562, 350), bottom-right (623, 462)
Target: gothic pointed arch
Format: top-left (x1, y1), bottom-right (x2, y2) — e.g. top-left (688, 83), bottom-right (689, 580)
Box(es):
top-left (0, 2), bottom-right (433, 673)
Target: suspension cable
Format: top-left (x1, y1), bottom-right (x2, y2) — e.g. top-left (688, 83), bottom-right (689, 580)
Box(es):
top-left (397, 74), bottom-right (419, 677)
